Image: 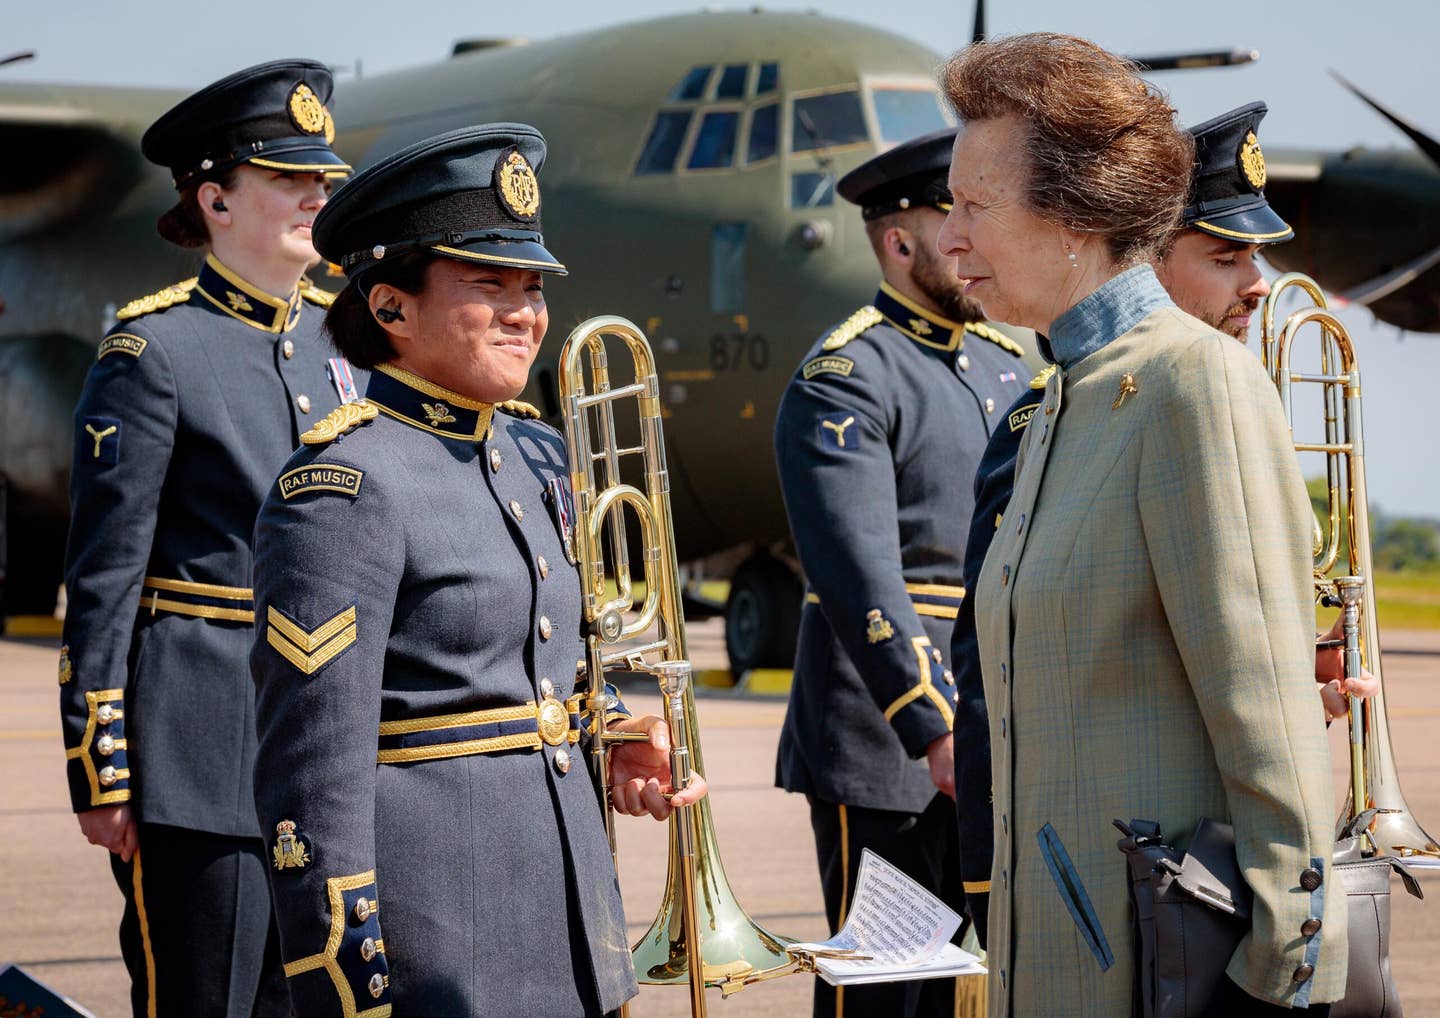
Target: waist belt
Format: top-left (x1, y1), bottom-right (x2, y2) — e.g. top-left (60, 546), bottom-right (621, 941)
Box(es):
top-left (377, 694), bottom-right (585, 764)
top-left (140, 576), bottom-right (255, 623)
top-left (805, 582), bottom-right (966, 620)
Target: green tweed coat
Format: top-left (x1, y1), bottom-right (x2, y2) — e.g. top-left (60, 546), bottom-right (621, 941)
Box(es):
top-left (976, 306), bottom-right (1347, 1015)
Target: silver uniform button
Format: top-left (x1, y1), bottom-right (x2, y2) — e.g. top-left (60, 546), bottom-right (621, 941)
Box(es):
top-left (97, 734), bottom-right (116, 756)
top-left (353, 897), bottom-right (372, 922)
top-left (98, 765), bottom-right (118, 786)
top-left (985, 397), bottom-right (995, 413)
top-left (539, 677), bottom-right (555, 699)
top-left (490, 448), bottom-right (502, 472)
top-left (539, 616), bottom-right (552, 640)
top-left (537, 555), bottom-right (549, 579)
top-left (554, 748), bottom-right (571, 774)
top-left (957, 354), bottom-right (971, 372)
top-left (297, 394), bottom-right (312, 414)
top-left (368, 973), bottom-right (386, 999)
top-left (96, 704), bottom-right (115, 725)
top-left (931, 648), bottom-right (942, 663)
top-left (361, 936), bottom-right (377, 962)
top-left (943, 670), bottom-right (955, 686)
top-left (282, 339), bottom-right (295, 359)
top-left (510, 499), bottom-right (524, 521)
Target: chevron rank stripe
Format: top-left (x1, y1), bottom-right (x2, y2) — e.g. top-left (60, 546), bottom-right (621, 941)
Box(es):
top-left (266, 605), bottom-right (358, 676)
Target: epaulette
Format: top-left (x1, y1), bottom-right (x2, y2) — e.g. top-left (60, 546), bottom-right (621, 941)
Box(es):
top-left (497, 399), bottom-right (542, 420)
top-left (116, 278), bottom-right (197, 321)
top-left (300, 400), bottom-right (379, 445)
top-left (1029, 365), bottom-right (1057, 390)
top-left (963, 321), bottom-right (1026, 357)
top-left (299, 279), bottom-right (335, 308)
top-left (821, 306), bottom-right (884, 352)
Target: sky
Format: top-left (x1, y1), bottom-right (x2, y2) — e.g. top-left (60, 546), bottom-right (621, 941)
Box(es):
top-left (7, 0), bottom-right (1439, 516)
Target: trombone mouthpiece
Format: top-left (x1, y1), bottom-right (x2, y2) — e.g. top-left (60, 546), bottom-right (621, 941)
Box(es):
top-left (653, 660), bottom-right (692, 697)
top-left (1335, 576), bottom-right (1365, 605)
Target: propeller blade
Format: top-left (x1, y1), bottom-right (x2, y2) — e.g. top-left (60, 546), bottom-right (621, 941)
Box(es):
top-left (1128, 48), bottom-right (1258, 72)
top-left (972, 0), bottom-right (985, 43)
top-left (1330, 70), bottom-right (1440, 171)
top-left (0, 51), bottom-right (35, 68)
top-left (1339, 239), bottom-right (1440, 307)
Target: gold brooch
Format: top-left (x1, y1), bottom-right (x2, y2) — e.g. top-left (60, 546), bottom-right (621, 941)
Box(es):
top-left (1239, 131), bottom-right (1267, 190)
top-left (1112, 373), bottom-right (1138, 410)
top-left (865, 609), bottom-right (895, 645)
top-left (422, 402), bottom-right (457, 426)
top-left (496, 148), bottom-right (541, 220)
top-left (287, 82), bottom-right (328, 136)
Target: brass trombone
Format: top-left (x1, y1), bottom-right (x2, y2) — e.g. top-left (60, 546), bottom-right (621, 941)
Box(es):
top-left (558, 315), bottom-right (796, 1013)
top-left (1262, 273), bottom-right (1439, 863)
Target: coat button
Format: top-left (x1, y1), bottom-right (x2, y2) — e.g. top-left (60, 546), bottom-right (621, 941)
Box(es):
top-left (1300, 868), bottom-right (1323, 892)
top-left (509, 499), bottom-right (524, 521)
top-left (1292, 964), bottom-right (1314, 983)
top-left (554, 748), bottom-right (571, 774)
top-left (1000, 663), bottom-right (1007, 684)
top-left (1001, 717), bottom-right (1006, 739)
top-left (296, 394), bottom-right (312, 414)
top-left (1017, 512), bottom-right (1026, 535)
top-left (98, 765), bottom-right (118, 786)
top-left (97, 704), bottom-right (115, 725)
top-left (537, 555), bottom-right (549, 579)
top-left (1002, 813), bottom-right (1008, 834)
top-left (1301, 917), bottom-right (1322, 937)
top-left (353, 897), bottom-right (372, 922)
top-left (943, 670), bottom-right (955, 686)
top-left (1003, 868), bottom-right (1008, 889)
top-left (282, 339), bottom-right (295, 359)
top-left (490, 448), bottom-right (502, 472)
top-left (1001, 564), bottom-right (1010, 585)
top-left (369, 973), bottom-right (386, 998)
top-left (1001, 969), bottom-right (1007, 989)
top-left (957, 354), bottom-right (970, 372)
top-left (540, 677), bottom-right (555, 698)
top-left (97, 734), bottom-right (116, 756)
top-left (985, 397), bottom-right (995, 413)
top-left (360, 936), bottom-right (377, 962)
top-left (539, 616), bottom-right (552, 640)
top-left (931, 647), bottom-right (942, 663)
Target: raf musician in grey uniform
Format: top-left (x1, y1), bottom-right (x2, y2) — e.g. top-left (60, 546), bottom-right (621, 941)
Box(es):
top-left (250, 124), bottom-right (704, 1017)
top-left (58, 60), bottom-right (356, 1017)
top-left (773, 127), bottom-right (1026, 1018)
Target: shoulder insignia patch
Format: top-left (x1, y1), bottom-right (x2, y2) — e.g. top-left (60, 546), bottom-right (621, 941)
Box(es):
top-left (964, 321), bottom-right (1026, 357)
top-left (498, 399), bottom-right (542, 420)
top-left (865, 608), bottom-right (895, 644)
top-left (278, 464), bottom-right (364, 500)
top-left (266, 604), bottom-right (357, 676)
top-left (1008, 404), bottom-right (1038, 433)
top-left (116, 278), bottom-right (197, 321)
top-left (301, 400), bottom-right (379, 445)
top-left (1029, 365), bottom-right (1057, 390)
top-left (97, 333), bottom-right (148, 360)
top-left (801, 355), bottom-right (855, 380)
top-left (821, 306), bottom-right (884, 352)
top-left (299, 279), bottom-right (336, 307)
top-left (272, 820), bottom-right (313, 871)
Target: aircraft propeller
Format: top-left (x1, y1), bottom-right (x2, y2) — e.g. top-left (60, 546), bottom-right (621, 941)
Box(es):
top-left (0, 51), bottom-right (35, 68)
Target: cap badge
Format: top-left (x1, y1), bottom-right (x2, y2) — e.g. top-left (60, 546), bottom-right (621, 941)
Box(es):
top-left (1239, 131), bottom-right (1267, 191)
top-left (496, 147), bottom-right (541, 221)
top-left (287, 82), bottom-right (329, 136)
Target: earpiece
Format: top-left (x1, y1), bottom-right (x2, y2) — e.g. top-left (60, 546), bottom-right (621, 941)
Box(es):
top-left (375, 307), bottom-right (405, 324)
top-left (211, 199), bottom-right (228, 212)
top-left (897, 241), bottom-right (910, 255)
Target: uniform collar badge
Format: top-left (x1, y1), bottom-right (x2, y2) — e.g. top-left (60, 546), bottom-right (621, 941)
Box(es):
top-left (875, 282), bottom-right (965, 352)
top-left (197, 254), bottom-right (302, 332)
top-left (368, 363), bottom-right (495, 440)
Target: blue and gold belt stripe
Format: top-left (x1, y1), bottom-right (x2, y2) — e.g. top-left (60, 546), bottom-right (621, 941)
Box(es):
top-left (805, 582), bottom-right (966, 619)
top-left (377, 694), bottom-right (585, 764)
top-left (139, 576), bottom-right (255, 623)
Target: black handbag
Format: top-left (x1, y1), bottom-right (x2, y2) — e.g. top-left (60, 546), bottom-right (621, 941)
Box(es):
top-left (1114, 813), bottom-right (1422, 1018)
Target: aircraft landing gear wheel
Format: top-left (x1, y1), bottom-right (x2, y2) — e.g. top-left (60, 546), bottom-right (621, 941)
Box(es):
top-left (724, 555), bottom-right (801, 675)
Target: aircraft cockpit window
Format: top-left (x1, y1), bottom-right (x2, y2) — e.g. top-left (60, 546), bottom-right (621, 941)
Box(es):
top-left (756, 62), bottom-right (779, 96)
top-left (635, 110), bottom-right (694, 175)
top-left (792, 90), bottom-right (867, 153)
top-left (689, 111), bottom-right (741, 170)
top-left (747, 103), bottom-right (779, 164)
top-left (791, 171), bottom-right (836, 209)
top-left (871, 87), bottom-right (952, 144)
top-left (671, 66), bottom-right (713, 101)
top-left (716, 64), bottom-right (749, 100)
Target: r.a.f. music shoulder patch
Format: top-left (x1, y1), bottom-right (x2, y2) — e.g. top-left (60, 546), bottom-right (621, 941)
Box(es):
top-left (277, 464), bottom-right (364, 500)
top-left (1008, 404), bottom-right (1038, 433)
top-left (801, 355), bottom-right (855, 380)
top-left (97, 333), bottom-right (148, 360)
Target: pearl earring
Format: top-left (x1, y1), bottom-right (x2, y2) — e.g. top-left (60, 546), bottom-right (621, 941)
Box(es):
top-left (1066, 247), bottom-right (1077, 267)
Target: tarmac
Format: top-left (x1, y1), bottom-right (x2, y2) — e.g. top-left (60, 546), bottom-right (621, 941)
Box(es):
top-left (2, 620), bottom-right (1437, 1017)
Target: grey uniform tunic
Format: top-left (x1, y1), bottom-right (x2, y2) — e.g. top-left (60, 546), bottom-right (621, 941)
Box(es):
top-left (250, 363), bottom-right (636, 1017)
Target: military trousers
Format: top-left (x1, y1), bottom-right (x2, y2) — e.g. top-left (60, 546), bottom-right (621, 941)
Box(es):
top-left (807, 794), bottom-right (965, 1018)
top-left (108, 822), bottom-right (288, 1018)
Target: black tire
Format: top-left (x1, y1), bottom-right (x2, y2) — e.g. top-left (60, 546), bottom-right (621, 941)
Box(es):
top-left (724, 555), bottom-right (802, 674)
